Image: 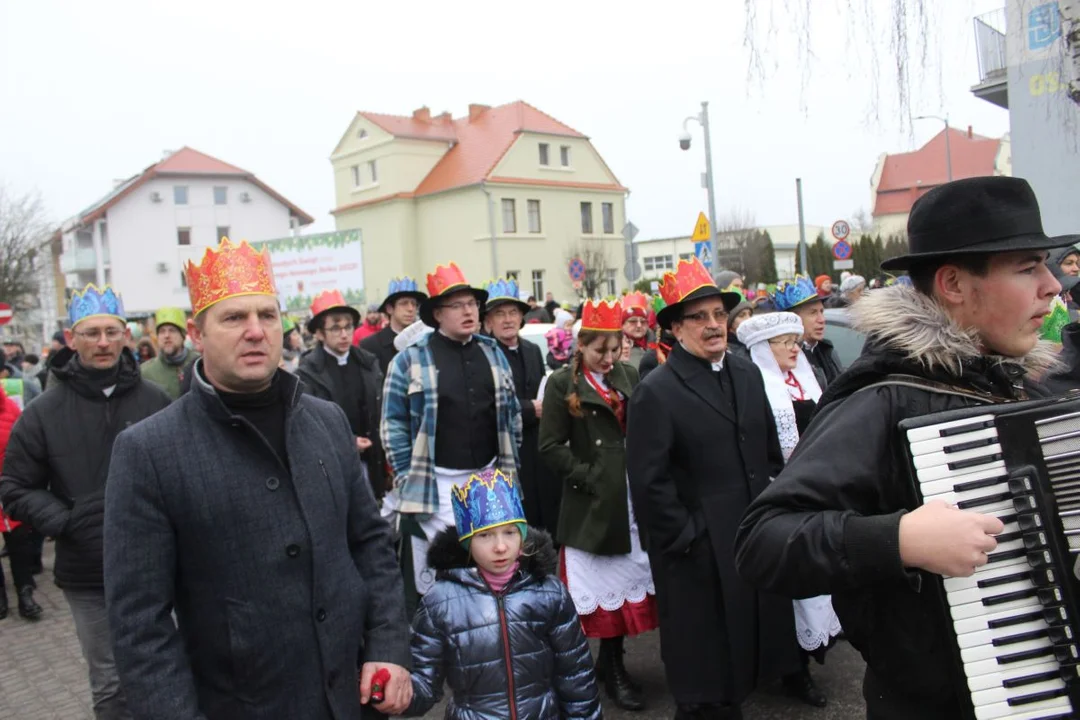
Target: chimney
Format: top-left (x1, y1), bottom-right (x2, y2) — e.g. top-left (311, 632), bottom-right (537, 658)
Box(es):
top-left (434, 111), bottom-right (452, 123)
top-left (967, 125), bottom-right (973, 139)
top-left (412, 106), bottom-right (431, 123)
top-left (468, 103), bottom-right (490, 122)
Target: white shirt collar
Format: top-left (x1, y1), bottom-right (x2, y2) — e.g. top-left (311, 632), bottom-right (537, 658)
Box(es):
top-left (324, 345), bottom-right (349, 366)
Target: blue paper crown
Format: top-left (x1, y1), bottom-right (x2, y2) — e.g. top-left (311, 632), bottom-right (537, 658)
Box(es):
top-left (67, 284), bottom-right (126, 328)
top-left (451, 468), bottom-right (526, 542)
top-left (485, 278), bottom-right (520, 301)
top-left (771, 275), bottom-right (819, 311)
top-left (388, 277), bottom-right (420, 294)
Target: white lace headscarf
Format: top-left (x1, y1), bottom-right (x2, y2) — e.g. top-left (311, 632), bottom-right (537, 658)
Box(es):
top-left (736, 312), bottom-right (823, 461)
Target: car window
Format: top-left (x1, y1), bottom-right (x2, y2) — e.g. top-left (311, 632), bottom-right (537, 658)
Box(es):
top-left (824, 323), bottom-right (866, 368)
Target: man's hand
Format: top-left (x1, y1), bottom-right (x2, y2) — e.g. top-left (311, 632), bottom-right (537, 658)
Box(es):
top-left (356, 436), bottom-right (373, 452)
top-left (898, 500), bottom-right (1004, 577)
top-left (359, 662), bottom-right (412, 715)
top-left (532, 399), bottom-right (543, 419)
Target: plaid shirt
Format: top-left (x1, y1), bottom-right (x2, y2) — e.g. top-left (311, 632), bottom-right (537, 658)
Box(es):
top-left (381, 332), bottom-right (522, 515)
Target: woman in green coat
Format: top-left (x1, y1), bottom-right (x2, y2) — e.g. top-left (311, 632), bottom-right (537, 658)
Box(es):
top-left (539, 299), bottom-right (658, 713)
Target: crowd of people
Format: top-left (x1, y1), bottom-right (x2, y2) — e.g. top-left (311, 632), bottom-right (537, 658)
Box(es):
top-left (1, 176), bottom-right (1079, 720)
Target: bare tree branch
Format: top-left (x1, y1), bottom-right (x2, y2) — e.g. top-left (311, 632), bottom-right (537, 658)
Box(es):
top-left (0, 187), bottom-right (52, 312)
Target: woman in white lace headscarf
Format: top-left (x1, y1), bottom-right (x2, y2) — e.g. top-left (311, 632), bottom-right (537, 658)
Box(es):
top-left (736, 312), bottom-right (842, 671)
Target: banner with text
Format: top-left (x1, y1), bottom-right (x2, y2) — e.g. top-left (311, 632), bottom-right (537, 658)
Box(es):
top-left (251, 230), bottom-right (364, 312)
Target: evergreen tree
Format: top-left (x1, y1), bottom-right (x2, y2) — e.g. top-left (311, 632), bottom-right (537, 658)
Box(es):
top-left (758, 231), bottom-right (778, 284)
top-left (855, 235), bottom-right (875, 279)
top-left (811, 232), bottom-right (830, 278)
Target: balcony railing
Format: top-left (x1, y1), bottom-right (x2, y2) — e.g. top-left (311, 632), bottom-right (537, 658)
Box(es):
top-left (975, 8), bottom-right (1007, 83)
top-left (60, 246), bottom-right (110, 273)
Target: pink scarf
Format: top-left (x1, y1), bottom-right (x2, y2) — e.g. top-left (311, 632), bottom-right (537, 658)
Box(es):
top-left (480, 561), bottom-right (520, 593)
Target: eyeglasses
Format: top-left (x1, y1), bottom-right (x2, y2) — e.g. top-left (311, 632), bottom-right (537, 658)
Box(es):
top-left (73, 328), bottom-right (124, 342)
top-left (490, 308), bottom-right (522, 319)
top-left (768, 338), bottom-right (800, 349)
top-left (324, 324), bottom-right (355, 335)
top-left (682, 309), bottom-right (729, 325)
top-left (440, 300), bottom-right (479, 312)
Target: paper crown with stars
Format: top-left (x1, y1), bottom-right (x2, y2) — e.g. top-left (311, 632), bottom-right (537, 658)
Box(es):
top-left (620, 291), bottom-right (650, 321)
top-left (381, 277), bottom-right (427, 310)
top-left (451, 468), bottom-right (527, 545)
top-left (183, 237), bottom-right (278, 315)
top-left (771, 275), bottom-right (821, 311)
top-left (580, 299), bottom-right (623, 332)
top-left (68, 284), bottom-right (127, 329)
top-left (484, 278), bottom-right (530, 315)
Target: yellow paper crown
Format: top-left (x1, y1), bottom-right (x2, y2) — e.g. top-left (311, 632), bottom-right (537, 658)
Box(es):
top-left (183, 237), bottom-right (278, 315)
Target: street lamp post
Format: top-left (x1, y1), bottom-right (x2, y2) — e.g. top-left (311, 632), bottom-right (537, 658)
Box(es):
top-left (680, 101), bottom-right (719, 278)
top-left (915, 114), bottom-right (953, 182)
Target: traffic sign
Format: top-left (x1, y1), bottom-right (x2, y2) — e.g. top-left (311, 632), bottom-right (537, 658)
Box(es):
top-left (831, 220), bottom-right (851, 242)
top-left (691, 212), bottom-right (711, 242)
top-left (568, 258), bottom-right (586, 282)
top-left (832, 239), bottom-right (853, 261)
top-left (622, 222), bottom-right (639, 241)
top-left (624, 262), bottom-right (642, 283)
top-left (833, 259), bottom-right (854, 270)
top-left (572, 280), bottom-right (583, 291)
top-left (0, 303), bottom-right (13, 326)
top-left (695, 241), bottom-right (713, 270)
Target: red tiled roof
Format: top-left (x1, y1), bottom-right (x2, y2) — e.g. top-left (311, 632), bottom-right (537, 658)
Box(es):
top-left (874, 128), bottom-right (1002, 216)
top-left (80, 147), bottom-right (314, 225)
top-left (346, 101), bottom-right (610, 203)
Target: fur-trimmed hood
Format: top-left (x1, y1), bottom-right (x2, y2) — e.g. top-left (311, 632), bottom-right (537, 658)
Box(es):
top-left (820, 285), bottom-right (1061, 408)
top-left (426, 526), bottom-right (559, 585)
top-left (850, 285), bottom-right (1060, 379)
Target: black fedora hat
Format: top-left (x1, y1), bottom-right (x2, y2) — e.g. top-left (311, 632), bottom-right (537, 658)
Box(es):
top-left (881, 177), bottom-right (1080, 271)
top-left (380, 277), bottom-right (427, 313)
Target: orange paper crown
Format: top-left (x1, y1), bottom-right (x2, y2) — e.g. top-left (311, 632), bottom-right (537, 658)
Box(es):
top-left (426, 262), bottom-right (470, 298)
top-left (580, 300), bottom-right (623, 332)
top-left (310, 289), bottom-right (349, 319)
top-left (660, 257), bottom-right (715, 308)
top-left (184, 237), bottom-right (278, 315)
top-left (620, 291), bottom-right (650, 320)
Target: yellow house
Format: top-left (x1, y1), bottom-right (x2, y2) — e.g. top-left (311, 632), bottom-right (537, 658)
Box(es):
top-left (330, 101), bottom-right (629, 303)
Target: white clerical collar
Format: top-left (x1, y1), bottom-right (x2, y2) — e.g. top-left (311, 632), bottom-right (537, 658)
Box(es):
top-left (680, 342), bottom-right (725, 370)
top-left (803, 340), bottom-right (818, 351)
top-left (324, 345), bottom-right (349, 366)
top-left (438, 330), bottom-right (473, 346)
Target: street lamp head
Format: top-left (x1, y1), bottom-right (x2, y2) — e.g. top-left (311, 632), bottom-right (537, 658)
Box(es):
top-left (678, 131), bottom-right (692, 150)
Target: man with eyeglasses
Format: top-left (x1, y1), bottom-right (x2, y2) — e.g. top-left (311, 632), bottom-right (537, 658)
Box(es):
top-left (626, 258), bottom-right (803, 719)
top-left (0, 284), bottom-right (170, 720)
top-left (773, 276), bottom-right (844, 389)
top-left (381, 263), bottom-right (521, 611)
top-left (296, 290), bottom-right (388, 499)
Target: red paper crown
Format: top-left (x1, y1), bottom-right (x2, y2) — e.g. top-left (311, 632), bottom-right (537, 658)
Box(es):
top-left (426, 262), bottom-right (470, 298)
top-left (660, 257), bottom-right (715, 308)
top-left (580, 300), bottom-right (622, 332)
top-left (310, 289), bottom-right (349, 319)
top-left (184, 237), bottom-right (277, 315)
top-left (621, 291), bottom-right (650, 321)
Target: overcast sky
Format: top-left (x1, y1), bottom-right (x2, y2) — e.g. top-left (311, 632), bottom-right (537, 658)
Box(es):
top-left (1, 0), bottom-right (1006, 243)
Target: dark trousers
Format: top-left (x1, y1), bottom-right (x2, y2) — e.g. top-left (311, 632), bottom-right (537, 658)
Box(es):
top-left (1, 526), bottom-right (36, 591)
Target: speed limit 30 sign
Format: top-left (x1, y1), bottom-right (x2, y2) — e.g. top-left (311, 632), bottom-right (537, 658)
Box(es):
top-left (831, 220), bottom-right (851, 242)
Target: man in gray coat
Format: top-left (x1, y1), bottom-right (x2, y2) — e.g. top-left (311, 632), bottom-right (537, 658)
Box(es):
top-left (103, 238), bottom-right (411, 720)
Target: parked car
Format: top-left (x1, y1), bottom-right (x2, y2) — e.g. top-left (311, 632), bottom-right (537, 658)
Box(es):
top-left (518, 322), bottom-right (555, 350)
top-left (823, 308), bottom-right (866, 367)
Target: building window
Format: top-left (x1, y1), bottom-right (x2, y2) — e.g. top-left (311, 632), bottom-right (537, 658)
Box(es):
top-left (216, 226), bottom-right (230, 242)
top-left (501, 199), bottom-right (517, 233)
top-left (602, 202), bottom-right (615, 234)
top-left (527, 199), bottom-right (542, 233)
top-left (174, 186), bottom-right (188, 205)
top-left (180, 271), bottom-right (188, 288)
top-left (213, 186), bottom-right (228, 205)
top-left (506, 270), bottom-right (520, 281)
top-left (351, 165), bottom-right (361, 187)
top-left (643, 255), bottom-right (675, 272)
top-left (177, 228), bottom-right (191, 246)
top-left (560, 145), bottom-right (571, 167)
top-left (539, 143), bottom-right (550, 166)
top-left (369, 160), bottom-right (378, 183)
top-left (531, 270), bottom-right (545, 299)
top-left (580, 202), bottom-right (593, 234)
top-left (357, 128), bottom-right (368, 139)
top-left (604, 269), bottom-right (617, 296)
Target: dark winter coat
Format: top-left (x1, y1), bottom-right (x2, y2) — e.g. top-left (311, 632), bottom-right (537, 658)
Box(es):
top-left (734, 286), bottom-right (1058, 719)
top-left (295, 344), bottom-right (388, 497)
top-left (103, 363), bottom-right (409, 720)
top-left (359, 325), bottom-right (400, 377)
top-left (804, 337), bottom-right (844, 388)
top-left (0, 347), bottom-right (171, 589)
top-left (406, 528), bottom-right (601, 720)
top-left (626, 343), bottom-right (799, 705)
top-left (538, 361), bottom-right (638, 555)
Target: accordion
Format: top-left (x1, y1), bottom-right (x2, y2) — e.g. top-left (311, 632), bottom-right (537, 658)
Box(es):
top-left (901, 396), bottom-right (1080, 720)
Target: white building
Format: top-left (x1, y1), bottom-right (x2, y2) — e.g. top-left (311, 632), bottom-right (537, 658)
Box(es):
top-left (59, 147), bottom-right (313, 315)
top-left (634, 223), bottom-right (827, 283)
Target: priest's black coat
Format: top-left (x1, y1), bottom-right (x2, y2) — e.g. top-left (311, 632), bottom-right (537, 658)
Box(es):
top-left (626, 343), bottom-right (801, 706)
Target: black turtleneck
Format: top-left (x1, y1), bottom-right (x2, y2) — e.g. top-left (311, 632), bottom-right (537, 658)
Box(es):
top-left (215, 371), bottom-right (288, 468)
top-left (76, 357), bottom-right (122, 393)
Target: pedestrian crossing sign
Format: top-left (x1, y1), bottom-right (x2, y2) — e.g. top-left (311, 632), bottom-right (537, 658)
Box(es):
top-left (694, 241), bottom-right (713, 270)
